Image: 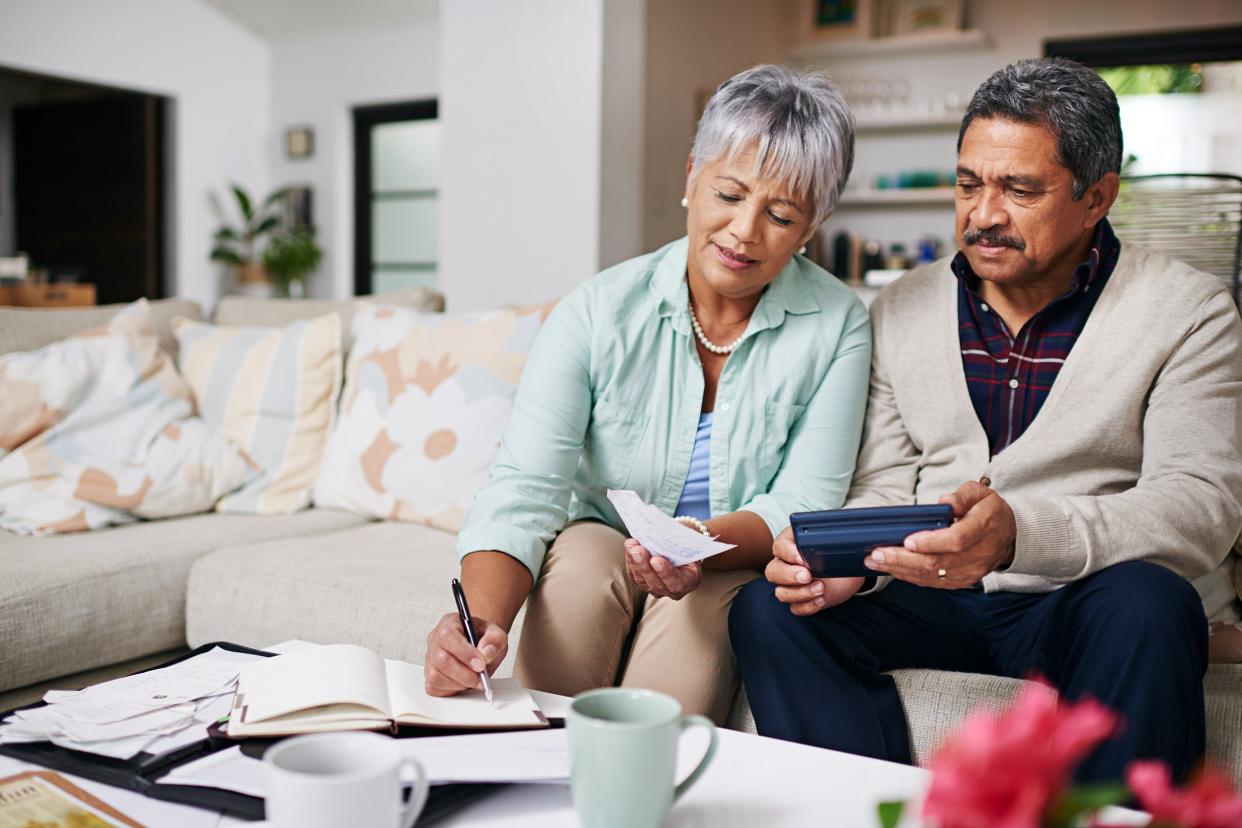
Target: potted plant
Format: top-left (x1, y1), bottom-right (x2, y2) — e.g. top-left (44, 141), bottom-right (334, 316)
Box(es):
top-left (210, 183), bottom-right (286, 296)
top-left (262, 228), bottom-right (323, 298)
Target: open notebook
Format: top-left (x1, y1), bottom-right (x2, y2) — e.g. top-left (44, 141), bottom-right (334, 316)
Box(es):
top-left (226, 644), bottom-right (547, 737)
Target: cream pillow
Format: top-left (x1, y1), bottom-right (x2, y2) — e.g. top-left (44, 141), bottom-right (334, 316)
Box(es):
top-left (313, 302), bottom-right (552, 531)
top-left (173, 313), bottom-right (342, 514)
top-left (0, 300), bottom-right (254, 535)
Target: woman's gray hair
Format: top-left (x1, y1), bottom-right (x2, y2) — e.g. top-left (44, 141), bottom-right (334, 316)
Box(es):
top-left (957, 58), bottom-right (1122, 200)
top-left (691, 64), bottom-right (855, 229)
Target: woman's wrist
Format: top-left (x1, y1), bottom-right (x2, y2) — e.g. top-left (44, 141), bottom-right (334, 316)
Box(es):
top-left (674, 515), bottom-right (712, 537)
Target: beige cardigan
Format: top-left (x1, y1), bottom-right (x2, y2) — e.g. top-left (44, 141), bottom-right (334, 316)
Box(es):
top-left (847, 246), bottom-right (1242, 594)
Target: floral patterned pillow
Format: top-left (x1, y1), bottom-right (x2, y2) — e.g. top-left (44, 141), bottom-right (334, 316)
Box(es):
top-left (312, 301), bottom-right (553, 531)
top-left (0, 301), bottom-right (254, 535)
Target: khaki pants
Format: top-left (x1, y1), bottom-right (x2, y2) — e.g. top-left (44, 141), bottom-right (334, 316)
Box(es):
top-left (515, 521), bottom-right (759, 724)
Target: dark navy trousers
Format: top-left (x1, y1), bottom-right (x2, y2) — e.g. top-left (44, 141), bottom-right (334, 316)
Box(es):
top-left (729, 561), bottom-right (1208, 783)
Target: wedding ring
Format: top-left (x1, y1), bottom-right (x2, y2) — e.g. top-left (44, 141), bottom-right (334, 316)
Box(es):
top-left (937, 568), bottom-right (948, 581)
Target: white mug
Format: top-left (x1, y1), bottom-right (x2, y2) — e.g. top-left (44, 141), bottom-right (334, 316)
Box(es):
top-left (264, 731), bottom-right (428, 828)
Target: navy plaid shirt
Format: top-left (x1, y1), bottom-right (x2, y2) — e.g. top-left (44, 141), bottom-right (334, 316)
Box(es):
top-left (954, 219), bottom-right (1121, 456)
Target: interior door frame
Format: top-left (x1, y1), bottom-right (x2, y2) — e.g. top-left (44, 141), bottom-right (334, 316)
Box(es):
top-left (352, 98), bottom-right (438, 296)
top-left (1045, 25), bottom-right (1242, 65)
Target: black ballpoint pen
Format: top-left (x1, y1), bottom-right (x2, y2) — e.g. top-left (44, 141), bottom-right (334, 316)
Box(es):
top-left (451, 578), bottom-right (495, 706)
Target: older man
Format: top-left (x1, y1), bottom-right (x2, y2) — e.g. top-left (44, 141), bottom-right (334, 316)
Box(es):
top-left (730, 57), bottom-right (1242, 782)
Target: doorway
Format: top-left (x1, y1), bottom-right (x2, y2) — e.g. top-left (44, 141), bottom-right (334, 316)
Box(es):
top-left (2, 67), bottom-right (169, 304)
top-left (352, 99), bottom-right (439, 296)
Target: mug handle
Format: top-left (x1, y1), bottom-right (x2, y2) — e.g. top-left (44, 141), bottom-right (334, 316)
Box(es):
top-left (672, 714), bottom-right (717, 802)
top-left (401, 758), bottom-right (428, 828)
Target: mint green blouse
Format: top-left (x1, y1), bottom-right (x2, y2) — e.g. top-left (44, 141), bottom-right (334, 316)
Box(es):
top-left (456, 237), bottom-right (872, 580)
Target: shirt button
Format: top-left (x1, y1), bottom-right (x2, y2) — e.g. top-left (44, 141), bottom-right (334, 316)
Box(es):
top-left (1008, 378), bottom-right (1019, 389)
top-left (719, 402), bottom-right (730, 412)
top-left (979, 476), bottom-right (992, 487)
top-left (980, 303), bottom-right (989, 312)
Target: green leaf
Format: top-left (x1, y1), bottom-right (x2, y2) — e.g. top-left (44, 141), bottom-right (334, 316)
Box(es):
top-left (209, 247), bottom-right (244, 266)
top-left (262, 187), bottom-right (289, 208)
top-left (252, 216), bottom-right (281, 238)
top-left (1046, 783), bottom-right (1129, 826)
top-left (231, 183), bottom-right (253, 223)
top-left (214, 226), bottom-right (241, 241)
top-left (876, 800), bottom-right (905, 828)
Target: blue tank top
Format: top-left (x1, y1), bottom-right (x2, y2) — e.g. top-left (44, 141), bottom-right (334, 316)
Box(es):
top-left (673, 413), bottom-right (712, 521)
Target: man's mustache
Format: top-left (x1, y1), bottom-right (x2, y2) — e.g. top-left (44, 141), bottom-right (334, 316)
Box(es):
top-left (963, 227), bottom-right (1026, 251)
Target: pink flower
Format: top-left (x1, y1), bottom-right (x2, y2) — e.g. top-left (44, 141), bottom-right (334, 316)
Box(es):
top-left (921, 680), bottom-right (1120, 828)
top-left (1127, 761), bottom-right (1242, 828)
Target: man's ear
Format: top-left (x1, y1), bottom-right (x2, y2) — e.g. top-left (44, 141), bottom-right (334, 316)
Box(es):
top-left (1085, 171), bottom-right (1120, 227)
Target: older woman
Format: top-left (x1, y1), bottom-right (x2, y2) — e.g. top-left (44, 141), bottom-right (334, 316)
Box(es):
top-left (423, 64), bottom-right (870, 723)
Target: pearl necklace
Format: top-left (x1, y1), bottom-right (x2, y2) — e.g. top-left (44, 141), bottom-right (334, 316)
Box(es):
top-left (688, 300), bottom-right (745, 355)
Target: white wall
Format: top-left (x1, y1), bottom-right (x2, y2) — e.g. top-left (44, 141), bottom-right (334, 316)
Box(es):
top-left (0, 0), bottom-right (271, 310)
top-left (440, 0), bottom-right (647, 312)
top-left (642, 0), bottom-right (801, 251)
top-left (269, 20), bottom-right (440, 299)
top-left (598, 0), bottom-right (647, 271)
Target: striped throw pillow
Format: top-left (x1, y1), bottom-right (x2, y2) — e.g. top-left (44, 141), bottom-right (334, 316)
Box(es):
top-left (172, 313), bottom-right (342, 514)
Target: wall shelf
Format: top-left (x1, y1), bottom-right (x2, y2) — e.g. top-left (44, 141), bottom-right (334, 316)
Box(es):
top-left (838, 188), bottom-right (956, 208)
top-left (791, 29), bottom-right (990, 62)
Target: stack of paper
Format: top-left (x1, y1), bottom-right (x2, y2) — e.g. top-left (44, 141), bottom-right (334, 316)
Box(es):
top-left (0, 647), bottom-right (261, 760)
top-left (606, 489), bottom-right (736, 565)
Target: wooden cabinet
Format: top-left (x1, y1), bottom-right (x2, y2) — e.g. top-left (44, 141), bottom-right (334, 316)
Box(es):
top-left (0, 283), bottom-right (97, 307)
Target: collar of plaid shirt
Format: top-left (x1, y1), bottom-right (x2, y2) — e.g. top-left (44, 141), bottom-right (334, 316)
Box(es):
top-left (951, 219), bottom-right (1122, 456)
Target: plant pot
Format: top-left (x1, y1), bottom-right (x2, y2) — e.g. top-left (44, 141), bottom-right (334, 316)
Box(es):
top-left (237, 262), bottom-right (269, 284)
top-left (236, 262), bottom-right (274, 298)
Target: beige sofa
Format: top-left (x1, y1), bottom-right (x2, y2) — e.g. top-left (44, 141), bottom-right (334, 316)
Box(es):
top-left (2, 296), bottom-right (1240, 784)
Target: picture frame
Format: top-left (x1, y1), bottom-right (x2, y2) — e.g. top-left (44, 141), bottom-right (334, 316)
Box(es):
top-left (284, 126), bottom-right (314, 160)
top-left (801, 0), bottom-right (875, 43)
top-left (884, 0), bottom-right (964, 37)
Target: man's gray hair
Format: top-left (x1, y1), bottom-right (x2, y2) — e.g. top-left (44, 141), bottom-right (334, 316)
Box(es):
top-left (958, 57), bottom-right (1123, 200)
top-left (691, 64), bottom-right (855, 229)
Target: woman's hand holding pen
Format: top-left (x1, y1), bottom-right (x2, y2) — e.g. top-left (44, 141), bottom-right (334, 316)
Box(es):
top-left (624, 538), bottom-right (702, 600)
top-left (424, 612), bottom-right (508, 697)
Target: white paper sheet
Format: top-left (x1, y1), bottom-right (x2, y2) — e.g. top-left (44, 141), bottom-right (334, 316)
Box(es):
top-left (606, 489), bottom-right (735, 565)
top-left (156, 746), bottom-right (267, 798)
top-left (43, 646), bottom-right (252, 725)
top-left (397, 729), bottom-right (570, 784)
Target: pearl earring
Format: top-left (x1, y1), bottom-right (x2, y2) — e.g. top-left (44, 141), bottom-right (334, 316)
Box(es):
top-left (798, 245), bottom-right (807, 255)
top-left (680, 197), bottom-right (688, 208)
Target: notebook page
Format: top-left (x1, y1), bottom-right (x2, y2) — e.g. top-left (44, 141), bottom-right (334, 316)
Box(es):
top-left (384, 660), bottom-right (545, 727)
top-left (238, 644), bottom-right (392, 723)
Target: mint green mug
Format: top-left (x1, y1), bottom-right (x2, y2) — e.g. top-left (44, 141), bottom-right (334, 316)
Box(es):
top-left (567, 688), bottom-right (717, 828)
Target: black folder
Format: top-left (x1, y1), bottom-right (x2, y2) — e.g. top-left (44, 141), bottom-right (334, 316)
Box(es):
top-left (0, 641), bottom-right (504, 822)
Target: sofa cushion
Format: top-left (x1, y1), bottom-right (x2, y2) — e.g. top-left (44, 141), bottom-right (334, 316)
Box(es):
top-left (0, 509), bottom-right (366, 693)
top-left (213, 288), bottom-right (446, 353)
top-left (187, 520), bottom-right (462, 666)
top-left (0, 298), bottom-right (204, 359)
top-left (730, 665), bottom-right (1242, 785)
top-left (173, 314), bottom-right (342, 515)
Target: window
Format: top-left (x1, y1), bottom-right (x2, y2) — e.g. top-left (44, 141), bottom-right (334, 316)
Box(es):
top-left (353, 100), bottom-right (438, 295)
top-left (1046, 27), bottom-right (1242, 178)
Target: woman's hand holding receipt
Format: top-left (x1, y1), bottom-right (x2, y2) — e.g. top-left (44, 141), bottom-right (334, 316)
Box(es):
top-left (624, 538), bottom-right (703, 600)
top-left (765, 526), bottom-right (864, 616)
